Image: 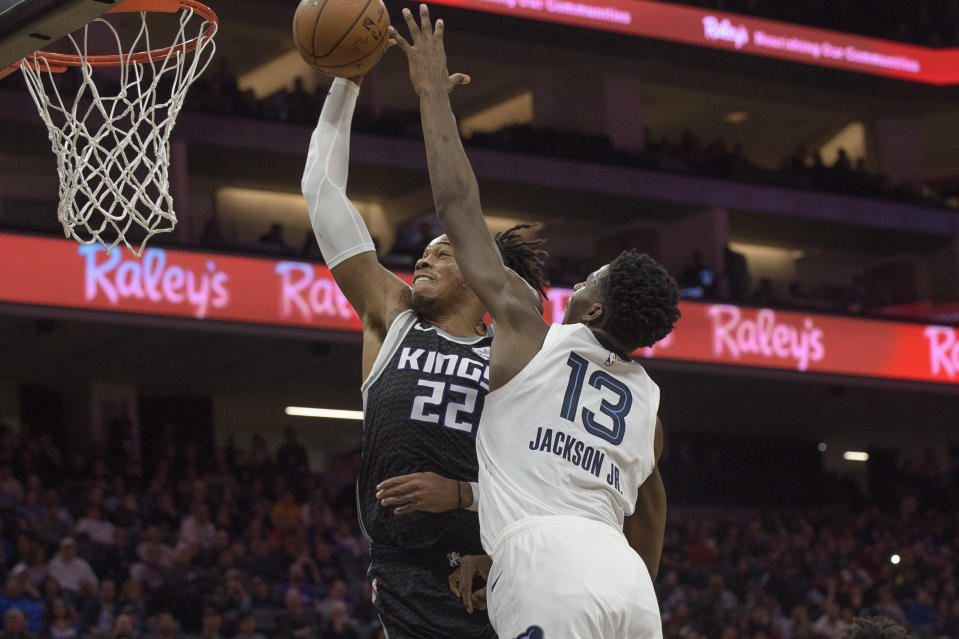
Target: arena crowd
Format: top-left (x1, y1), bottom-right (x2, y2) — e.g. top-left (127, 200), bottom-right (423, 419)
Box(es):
top-left (0, 421), bottom-right (953, 639)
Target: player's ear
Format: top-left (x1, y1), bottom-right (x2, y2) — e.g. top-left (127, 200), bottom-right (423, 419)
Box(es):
top-left (582, 301), bottom-right (604, 326)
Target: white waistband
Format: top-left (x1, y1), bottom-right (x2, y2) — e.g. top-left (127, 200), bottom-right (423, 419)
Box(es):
top-left (490, 514), bottom-right (625, 557)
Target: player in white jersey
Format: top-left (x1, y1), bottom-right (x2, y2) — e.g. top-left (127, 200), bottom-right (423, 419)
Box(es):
top-left (390, 6), bottom-right (680, 637)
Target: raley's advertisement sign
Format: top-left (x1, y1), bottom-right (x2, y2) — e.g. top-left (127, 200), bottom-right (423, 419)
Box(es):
top-left (0, 233), bottom-right (957, 386)
top-left (427, 0), bottom-right (959, 86)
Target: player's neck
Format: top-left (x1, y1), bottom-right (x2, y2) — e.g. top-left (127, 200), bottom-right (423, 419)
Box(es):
top-left (589, 327), bottom-right (632, 360)
top-left (423, 310), bottom-right (488, 337)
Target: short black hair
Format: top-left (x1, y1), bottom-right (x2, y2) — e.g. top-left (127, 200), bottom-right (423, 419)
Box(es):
top-left (843, 617), bottom-right (910, 639)
top-left (494, 224), bottom-right (549, 300)
top-left (602, 250), bottom-right (680, 350)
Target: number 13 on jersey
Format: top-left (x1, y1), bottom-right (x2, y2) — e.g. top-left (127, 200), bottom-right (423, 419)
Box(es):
top-left (561, 352), bottom-right (632, 446)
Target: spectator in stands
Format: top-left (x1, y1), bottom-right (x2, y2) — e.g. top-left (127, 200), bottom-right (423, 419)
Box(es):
top-left (271, 491), bottom-right (303, 533)
top-left (753, 277), bottom-right (780, 306)
top-left (129, 545), bottom-right (165, 593)
top-left (37, 580), bottom-right (67, 618)
top-left (276, 587), bottom-right (319, 639)
top-left (0, 572), bottom-right (44, 634)
top-left (11, 543), bottom-right (46, 590)
top-left (679, 251), bottom-right (717, 299)
top-left (110, 613), bottom-right (136, 639)
top-left (723, 244), bottom-right (750, 301)
top-left (199, 216), bottom-right (225, 248)
top-left (834, 148), bottom-right (852, 173)
top-left (42, 598), bottom-right (79, 639)
top-left (135, 529), bottom-right (173, 573)
top-left (0, 466), bottom-right (23, 503)
top-left (287, 78), bottom-right (314, 124)
top-left (905, 588), bottom-right (938, 636)
top-left (178, 503), bottom-right (215, 552)
top-left (146, 493), bottom-right (179, 536)
top-left (812, 599), bottom-right (847, 638)
top-left (317, 580), bottom-right (347, 620)
top-left (75, 506), bottom-right (115, 547)
top-left (111, 493), bottom-right (142, 531)
top-left (79, 579), bottom-right (117, 637)
top-left (116, 581), bottom-right (146, 632)
top-left (318, 602), bottom-right (356, 639)
top-left (47, 539), bottom-right (97, 595)
top-left (2, 609), bottom-right (33, 639)
top-left (148, 612), bottom-right (179, 639)
top-left (247, 577), bottom-right (272, 610)
top-left (258, 224), bottom-right (287, 251)
top-left (232, 613), bottom-right (264, 639)
top-left (872, 587), bottom-right (907, 626)
top-left (0, 520), bottom-right (14, 572)
top-left (276, 429), bottom-right (309, 477)
top-left (197, 609), bottom-right (223, 639)
top-left (37, 492), bottom-right (73, 549)
top-left (283, 563), bottom-right (323, 610)
top-left (350, 583), bottom-right (376, 633)
top-left (300, 231), bottom-right (323, 260)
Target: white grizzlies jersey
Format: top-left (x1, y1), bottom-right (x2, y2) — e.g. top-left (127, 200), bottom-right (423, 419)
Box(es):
top-left (477, 323), bottom-right (660, 552)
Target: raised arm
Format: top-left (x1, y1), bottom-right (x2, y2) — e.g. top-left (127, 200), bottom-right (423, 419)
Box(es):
top-left (389, 7), bottom-right (541, 325)
top-left (301, 76), bottom-right (412, 375)
top-left (624, 418), bottom-right (667, 580)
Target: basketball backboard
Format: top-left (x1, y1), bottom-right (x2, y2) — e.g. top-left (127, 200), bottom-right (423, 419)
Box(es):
top-left (0, 0), bottom-right (120, 77)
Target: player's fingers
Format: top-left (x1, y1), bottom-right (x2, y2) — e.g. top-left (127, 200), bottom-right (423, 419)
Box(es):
top-left (387, 26), bottom-right (411, 50)
top-left (457, 569), bottom-right (473, 613)
top-left (462, 580), bottom-right (473, 614)
top-left (376, 483), bottom-right (409, 498)
top-left (449, 73), bottom-right (470, 86)
top-left (393, 502), bottom-right (417, 515)
top-left (376, 486), bottom-right (410, 500)
top-left (378, 494), bottom-right (411, 506)
top-left (376, 474), bottom-right (415, 492)
top-left (472, 587), bottom-right (487, 611)
top-left (449, 568), bottom-right (461, 595)
top-left (419, 4), bottom-right (432, 36)
top-left (434, 18), bottom-right (444, 42)
top-left (401, 8), bottom-right (421, 40)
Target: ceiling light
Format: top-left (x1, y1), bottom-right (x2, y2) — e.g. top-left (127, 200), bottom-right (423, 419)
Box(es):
top-left (724, 111), bottom-right (749, 124)
top-left (890, 554), bottom-right (901, 565)
top-left (285, 406), bottom-right (363, 420)
top-left (843, 451), bottom-right (869, 462)
top-left (818, 442), bottom-right (827, 452)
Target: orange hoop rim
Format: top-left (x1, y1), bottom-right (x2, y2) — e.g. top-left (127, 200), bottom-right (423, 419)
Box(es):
top-left (15, 0), bottom-right (217, 72)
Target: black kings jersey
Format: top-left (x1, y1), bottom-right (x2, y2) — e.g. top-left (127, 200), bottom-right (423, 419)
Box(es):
top-left (359, 310), bottom-right (491, 555)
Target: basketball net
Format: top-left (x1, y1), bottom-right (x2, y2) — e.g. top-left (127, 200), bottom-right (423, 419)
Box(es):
top-left (18, 1), bottom-right (217, 256)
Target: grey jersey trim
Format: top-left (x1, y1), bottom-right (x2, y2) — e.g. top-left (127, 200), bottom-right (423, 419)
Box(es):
top-left (361, 309), bottom-right (419, 397)
top-left (413, 320), bottom-right (493, 344)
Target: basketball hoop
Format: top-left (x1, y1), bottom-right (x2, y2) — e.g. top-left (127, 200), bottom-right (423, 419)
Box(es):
top-left (14, 0), bottom-right (218, 256)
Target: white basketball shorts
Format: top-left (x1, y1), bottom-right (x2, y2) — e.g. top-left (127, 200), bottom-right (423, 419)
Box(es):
top-left (485, 515), bottom-right (662, 639)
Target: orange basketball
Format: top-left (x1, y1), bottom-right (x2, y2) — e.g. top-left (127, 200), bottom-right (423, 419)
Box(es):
top-left (293, 0), bottom-right (390, 78)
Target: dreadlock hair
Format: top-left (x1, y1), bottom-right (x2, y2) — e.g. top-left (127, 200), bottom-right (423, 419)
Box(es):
top-left (493, 224), bottom-right (549, 300)
top-left (602, 249), bottom-right (681, 351)
top-left (842, 616), bottom-right (910, 639)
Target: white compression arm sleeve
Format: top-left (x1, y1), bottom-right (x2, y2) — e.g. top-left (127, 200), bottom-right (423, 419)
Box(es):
top-left (301, 78), bottom-right (376, 268)
top-left (466, 481), bottom-right (480, 512)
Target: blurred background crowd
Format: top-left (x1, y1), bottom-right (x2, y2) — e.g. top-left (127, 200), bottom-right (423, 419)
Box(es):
top-left (0, 422), bottom-right (955, 639)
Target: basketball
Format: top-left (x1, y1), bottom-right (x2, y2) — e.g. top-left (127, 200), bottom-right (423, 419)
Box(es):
top-left (293, 0), bottom-right (390, 78)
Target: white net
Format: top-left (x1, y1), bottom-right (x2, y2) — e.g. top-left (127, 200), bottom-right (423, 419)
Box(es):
top-left (18, 4), bottom-right (217, 256)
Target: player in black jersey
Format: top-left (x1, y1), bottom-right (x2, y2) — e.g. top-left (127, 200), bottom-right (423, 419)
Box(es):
top-left (301, 71), bottom-right (548, 639)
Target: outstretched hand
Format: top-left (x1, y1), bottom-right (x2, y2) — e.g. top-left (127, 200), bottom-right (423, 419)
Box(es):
top-left (389, 4), bottom-right (471, 97)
